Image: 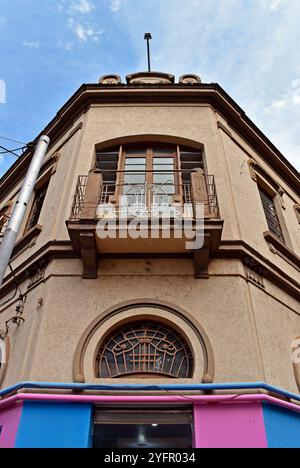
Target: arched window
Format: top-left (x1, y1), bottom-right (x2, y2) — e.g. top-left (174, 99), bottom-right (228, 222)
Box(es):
top-left (96, 144), bottom-right (204, 209)
top-left (95, 321), bottom-right (193, 379)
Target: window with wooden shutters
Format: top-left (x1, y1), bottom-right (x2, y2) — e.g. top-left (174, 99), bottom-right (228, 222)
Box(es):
top-left (26, 181), bottom-right (49, 231)
top-left (259, 187), bottom-right (285, 243)
top-left (95, 144), bottom-right (204, 212)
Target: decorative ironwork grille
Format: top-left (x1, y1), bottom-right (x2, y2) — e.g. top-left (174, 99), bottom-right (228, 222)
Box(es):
top-left (96, 322), bottom-right (193, 379)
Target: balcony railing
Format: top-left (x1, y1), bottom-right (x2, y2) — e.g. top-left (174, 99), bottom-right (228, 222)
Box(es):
top-left (70, 175), bottom-right (89, 221)
top-left (70, 171), bottom-right (220, 222)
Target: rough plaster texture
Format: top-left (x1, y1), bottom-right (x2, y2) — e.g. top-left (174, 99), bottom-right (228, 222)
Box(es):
top-left (0, 96), bottom-right (299, 392)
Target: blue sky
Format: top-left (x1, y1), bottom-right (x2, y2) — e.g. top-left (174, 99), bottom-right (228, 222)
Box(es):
top-left (0, 0), bottom-right (300, 176)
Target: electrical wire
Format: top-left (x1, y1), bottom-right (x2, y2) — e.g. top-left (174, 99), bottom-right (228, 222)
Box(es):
top-left (0, 285), bottom-right (18, 310)
top-left (0, 136), bottom-right (27, 145)
top-left (0, 145), bottom-right (27, 159)
top-left (0, 146), bottom-right (26, 155)
top-left (0, 264), bottom-right (25, 311)
top-left (8, 263), bottom-right (24, 297)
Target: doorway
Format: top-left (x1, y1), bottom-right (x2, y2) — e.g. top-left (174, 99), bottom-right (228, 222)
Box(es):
top-left (93, 406), bottom-right (194, 449)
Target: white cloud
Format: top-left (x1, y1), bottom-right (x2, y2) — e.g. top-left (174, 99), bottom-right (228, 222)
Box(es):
top-left (113, 0), bottom-right (300, 169)
top-left (68, 18), bottom-right (103, 42)
top-left (264, 80), bottom-right (300, 112)
top-left (69, 0), bottom-right (94, 14)
top-left (110, 0), bottom-right (123, 12)
top-left (0, 155), bottom-right (4, 165)
top-left (22, 41), bottom-right (40, 49)
top-left (264, 99), bottom-right (288, 112)
top-left (269, 0), bottom-right (282, 11)
top-left (57, 41), bottom-right (74, 51)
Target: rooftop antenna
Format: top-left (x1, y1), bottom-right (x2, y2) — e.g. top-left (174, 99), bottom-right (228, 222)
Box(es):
top-left (144, 33), bottom-right (152, 72)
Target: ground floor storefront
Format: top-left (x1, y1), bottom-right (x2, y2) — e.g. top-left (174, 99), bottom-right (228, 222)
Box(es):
top-left (1, 382), bottom-right (300, 448)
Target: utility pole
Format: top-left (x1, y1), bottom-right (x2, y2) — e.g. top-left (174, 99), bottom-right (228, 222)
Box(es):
top-left (0, 135), bottom-right (50, 287)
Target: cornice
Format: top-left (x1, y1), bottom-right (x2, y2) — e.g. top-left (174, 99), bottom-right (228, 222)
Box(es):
top-left (0, 239), bottom-right (299, 302)
top-left (0, 83), bottom-right (299, 201)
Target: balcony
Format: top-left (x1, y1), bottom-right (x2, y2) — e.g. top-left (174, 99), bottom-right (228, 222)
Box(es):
top-left (66, 170), bottom-right (224, 279)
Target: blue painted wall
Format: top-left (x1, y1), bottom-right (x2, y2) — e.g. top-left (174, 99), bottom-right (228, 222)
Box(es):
top-left (15, 402), bottom-right (93, 448)
top-left (263, 403), bottom-right (300, 448)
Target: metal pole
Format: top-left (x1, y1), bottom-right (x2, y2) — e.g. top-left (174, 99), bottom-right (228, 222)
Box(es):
top-left (0, 135), bottom-right (50, 286)
top-left (147, 39), bottom-right (151, 72)
top-left (144, 33), bottom-right (152, 72)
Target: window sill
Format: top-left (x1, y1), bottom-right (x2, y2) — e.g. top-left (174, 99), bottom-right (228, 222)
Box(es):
top-left (11, 224), bottom-right (43, 260)
top-left (264, 231), bottom-right (300, 271)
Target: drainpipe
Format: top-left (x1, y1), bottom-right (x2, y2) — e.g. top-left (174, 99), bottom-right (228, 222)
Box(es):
top-left (0, 136), bottom-right (50, 287)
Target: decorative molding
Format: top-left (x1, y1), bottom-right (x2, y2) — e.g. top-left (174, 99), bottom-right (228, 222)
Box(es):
top-left (213, 240), bottom-right (300, 300)
top-left (278, 187), bottom-right (286, 210)
top-left (179, 74), bottom-right (201, 85)
top-left (217, 120), bottom-right (233, 139)
top-left (248, 158), bottom-right (258, 182)
top-left (73, 299), bottom-right (215, 384)
top-left (11, 225), bottom-right (43, 260)
top-left (244, 256), bottom-right (265, 289)
top-left (294, 204), bottom-right (300, 224)
top-left (99, 75), bottom-right (122, 85)
top-left (264, 231), bottom-right (300, 271)
top-left (247, 158), bottom-right (280, 193)
top-left (27, 259), bottom-right (47, 288)
top-left (0, 240), bottom-right (77, 299)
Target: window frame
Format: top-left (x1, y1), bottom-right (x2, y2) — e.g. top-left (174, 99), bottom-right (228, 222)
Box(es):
top-left (258, 184), bottom-right (285, 243)
top-left (256, 174), bottom-right (292, 249)
top-left (24, 176), bottom-right (50, 235)
top-left (95, 143), bottom-right (204, 209)
top-left (95, 319), bottom-right (194, 380)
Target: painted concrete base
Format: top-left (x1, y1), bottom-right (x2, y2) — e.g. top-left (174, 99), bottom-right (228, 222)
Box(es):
top-left (1, 391), bottom-right (300, 448)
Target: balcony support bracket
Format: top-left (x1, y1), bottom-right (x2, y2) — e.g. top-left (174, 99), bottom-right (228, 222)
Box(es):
top-left (194, 248), bottom-right (210, 279)
top-left (79, 231), bottom-right (98, 279)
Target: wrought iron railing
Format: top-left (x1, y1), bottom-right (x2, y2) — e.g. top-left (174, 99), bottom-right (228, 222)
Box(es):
top-left (69, 172), bottom-right (220, 221)
top-left (70, 175), bottom-right (88, 221)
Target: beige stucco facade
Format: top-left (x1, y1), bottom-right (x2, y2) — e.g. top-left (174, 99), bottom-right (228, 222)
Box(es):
top-left (0, 73), bottom-right (299, 393)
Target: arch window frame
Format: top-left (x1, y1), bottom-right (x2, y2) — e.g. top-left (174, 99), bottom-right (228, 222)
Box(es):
top-left (95, 320), bottom-right (194, 379)
top-left (73, 300), bottom-right (215, 384)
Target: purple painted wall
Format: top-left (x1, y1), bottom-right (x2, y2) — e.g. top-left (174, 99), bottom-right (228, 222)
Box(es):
top-left (194, 403), bottom-right (268, 448)
top-left (0, 403), bottom-right (23, 448)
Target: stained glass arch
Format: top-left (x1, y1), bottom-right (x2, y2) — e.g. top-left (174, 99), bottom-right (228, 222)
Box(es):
top-left (95, 321), bottom-right (193, 379)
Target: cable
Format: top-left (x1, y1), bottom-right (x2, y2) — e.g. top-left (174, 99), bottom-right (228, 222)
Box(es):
top-left (0, 146), bottom-right (27, 155)
top-left (0, 136), bottom-right (27, 145)
top-left (0, 264), bottom-right (25, 311)
top-left (0, 285), bottom-right (18, 310)
top-left (0, 141), bottom-right (34, 159)
top-left (8, 263), bottom-right (24, 297)
top-left (0, 145), bottom-right (22, 158)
